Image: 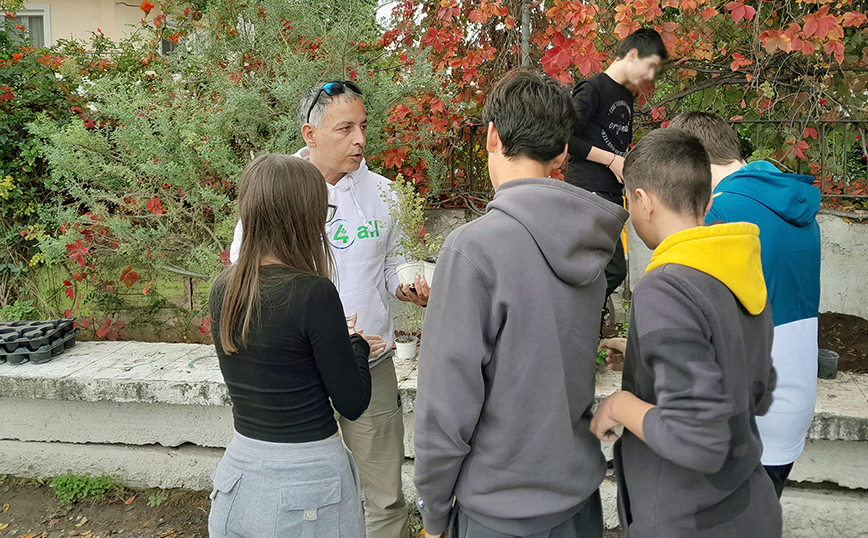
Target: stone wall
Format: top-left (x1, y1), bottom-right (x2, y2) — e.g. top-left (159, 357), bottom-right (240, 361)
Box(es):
top-left (424, 208), bottom-right (868, 320)
top-left (627, 211), bottom-right (868, 319)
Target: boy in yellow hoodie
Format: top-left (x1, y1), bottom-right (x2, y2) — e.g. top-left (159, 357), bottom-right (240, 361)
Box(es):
top-left (590, 128), bottom-right (781, 538)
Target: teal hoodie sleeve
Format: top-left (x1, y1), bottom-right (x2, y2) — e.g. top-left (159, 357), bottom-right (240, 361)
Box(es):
top-left (413, 245), bottom-right (495, 535)
top-left (704, 162), bottom-right (821, 326)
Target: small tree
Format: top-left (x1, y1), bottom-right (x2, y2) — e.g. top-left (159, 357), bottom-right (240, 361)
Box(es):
top-left (396, 300), bottom-right (426, 337)
top-left (385, 175), bottom-right (443, 342)
top-left (385, 174), bottom-right (443, 263)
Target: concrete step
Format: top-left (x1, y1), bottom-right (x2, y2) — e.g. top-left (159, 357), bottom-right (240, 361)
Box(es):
top-left (2, 342), bottom-right (868, 536)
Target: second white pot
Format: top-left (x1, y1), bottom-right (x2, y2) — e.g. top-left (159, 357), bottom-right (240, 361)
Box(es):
top-left (395, 335), bottom-right (418, 360)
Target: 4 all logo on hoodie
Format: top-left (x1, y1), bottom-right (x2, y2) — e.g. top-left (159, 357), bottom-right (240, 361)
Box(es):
top-left (327, 218), bottom-right (381, 250)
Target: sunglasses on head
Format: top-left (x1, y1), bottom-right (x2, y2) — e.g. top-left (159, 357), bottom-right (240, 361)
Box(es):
top-left (305, 81), bottom-right (363, 125)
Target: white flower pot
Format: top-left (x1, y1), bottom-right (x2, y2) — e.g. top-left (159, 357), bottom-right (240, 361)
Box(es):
top-left (396, 261), bottom-right (424, 286)
top-left (395, 335), bottom-right (418, 361)
top-left (423, 261), bottom-right (436, 284)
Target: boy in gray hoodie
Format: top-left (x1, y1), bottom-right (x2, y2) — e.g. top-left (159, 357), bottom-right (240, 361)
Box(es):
top-left (413, 70), bottom-right (628, 538)
top-left (591, 129), bottom-right (781, 537)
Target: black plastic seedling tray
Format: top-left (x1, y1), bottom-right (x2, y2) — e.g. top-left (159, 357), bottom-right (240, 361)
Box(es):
top-left (0, 318), bottom-right (80, 365)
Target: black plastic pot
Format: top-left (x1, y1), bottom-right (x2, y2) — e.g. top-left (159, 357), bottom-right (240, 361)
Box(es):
top-left (818, 349), bottom-right (839, 380)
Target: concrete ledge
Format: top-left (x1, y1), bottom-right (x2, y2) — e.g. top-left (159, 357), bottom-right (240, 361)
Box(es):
top-left (0, 341), bottom-right (229, 406)
top-left (781, 487), bottom-right (868, 538)
top-left (789, 439), bottom-right (868, 489)
top-left (0, 439), bottom-right (223, 491)
top-left (811, 370), bottom-right (868, 441)
top-left (2, 342), bottom-right (868, 535)
top-left (2, 396), bottom-right (233, 448)
top-left (398, 359), bottom-right (868, 458)
top-left (7, 343), bottom-right (862, 446)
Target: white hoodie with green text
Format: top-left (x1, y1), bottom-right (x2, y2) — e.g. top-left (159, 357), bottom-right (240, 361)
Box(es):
top-left (230, 148), bottom-right (404, 363)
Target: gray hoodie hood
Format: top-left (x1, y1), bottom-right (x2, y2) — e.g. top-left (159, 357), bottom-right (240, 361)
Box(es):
top-left (487, 177), bottom-right (629, 286)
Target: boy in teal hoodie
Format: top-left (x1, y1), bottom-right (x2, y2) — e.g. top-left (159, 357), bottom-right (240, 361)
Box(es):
top-left (591, 129), bottom-right (781, 538)
top-left (669, 112), bottom-right (821, 498)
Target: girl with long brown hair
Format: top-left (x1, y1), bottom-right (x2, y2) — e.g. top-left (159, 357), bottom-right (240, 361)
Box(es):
top-left (207, 154), bottom-right (370, 538)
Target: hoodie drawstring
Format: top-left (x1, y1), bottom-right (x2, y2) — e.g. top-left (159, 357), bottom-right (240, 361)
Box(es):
top-left (346, 174), bottom-right (369, 224)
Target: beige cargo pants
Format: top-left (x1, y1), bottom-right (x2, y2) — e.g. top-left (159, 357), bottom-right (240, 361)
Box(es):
top-left (339, 357), bottom-right (409, 538)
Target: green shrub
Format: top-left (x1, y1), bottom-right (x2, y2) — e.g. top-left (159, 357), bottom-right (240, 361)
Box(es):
top-left (0, 299), bottom-right (39, 320)
top-left (49, 473), bottom-right (120, 506)
top-left (2, 0), bottom-right (439, 339)
top-left (386, 174), bottom-right (443, 263)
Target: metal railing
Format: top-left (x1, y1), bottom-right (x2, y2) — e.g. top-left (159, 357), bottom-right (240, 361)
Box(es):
top-left (636, 118), bottom-right (868, 203)
top-left (435, 119), bottom-right (868, 207)
top-left (436, 123), bottom-right (493, 204)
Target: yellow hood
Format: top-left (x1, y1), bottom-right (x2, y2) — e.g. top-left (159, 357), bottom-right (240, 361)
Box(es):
top-left (646, 222), bottom-right (767, 315)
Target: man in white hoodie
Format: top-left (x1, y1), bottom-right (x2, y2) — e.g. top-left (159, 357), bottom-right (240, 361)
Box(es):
top-left (230, 81), bottom-right (427, 538)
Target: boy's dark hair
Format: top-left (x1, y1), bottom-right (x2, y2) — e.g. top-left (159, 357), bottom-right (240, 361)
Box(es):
top-left (668, 112), bottom-right (743, 165)
top-left (482, 69), bottom-right (578, 163)
top-left (624, 129), bottom-right (711, 219)
top-left (616, 28), bottom-right (669, 60)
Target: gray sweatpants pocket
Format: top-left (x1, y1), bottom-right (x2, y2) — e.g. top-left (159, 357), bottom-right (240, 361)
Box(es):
top-left (207, 433), bottom-right (364, 538)
top-left (208, 461), bottom-right (243, 537)
top-left (275, 476), bottom-right (342, 537)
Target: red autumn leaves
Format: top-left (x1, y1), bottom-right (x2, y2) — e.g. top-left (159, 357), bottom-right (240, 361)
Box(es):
top-left (96, 318), bottom-right (126, 340)
top-left (66, 239), bottom-right (89, 268)
top-left (146, 197), bottom-right (164, 215)
top-left (61, 265), bottom-right (142, 341)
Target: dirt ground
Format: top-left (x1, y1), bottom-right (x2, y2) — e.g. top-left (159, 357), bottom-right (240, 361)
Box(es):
top-left (3, 480), bottom-right (428, 538)
top-left (0, 479), bottom-right (437, 538)
top-left (0, 476), bottom-right (623, 538)
top-left (818, 312), bottom-right (868, 374)
top-left (0, 477), bottom-right (209, 538)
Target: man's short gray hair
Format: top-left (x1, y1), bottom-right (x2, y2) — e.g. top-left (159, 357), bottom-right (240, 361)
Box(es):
top-left (298, 83), bottom-right (363, 128)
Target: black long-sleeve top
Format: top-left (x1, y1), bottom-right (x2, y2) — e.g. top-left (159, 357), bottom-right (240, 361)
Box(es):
top-left (210, 266), bottom-right (371, 443)
top-left (565, 73), bottom-right (633, 194)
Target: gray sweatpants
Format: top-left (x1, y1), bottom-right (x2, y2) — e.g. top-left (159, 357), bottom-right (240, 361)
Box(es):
top-left (208, 432), bottom-right (364, 538)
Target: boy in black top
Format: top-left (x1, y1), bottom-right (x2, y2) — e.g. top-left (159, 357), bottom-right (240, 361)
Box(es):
top-left (565, 28), bottom-right (668, 305)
